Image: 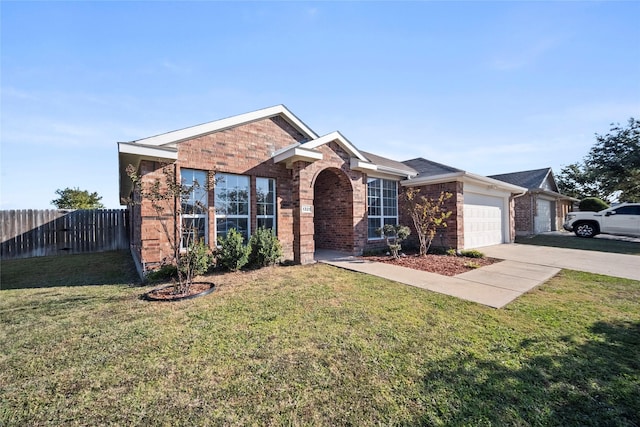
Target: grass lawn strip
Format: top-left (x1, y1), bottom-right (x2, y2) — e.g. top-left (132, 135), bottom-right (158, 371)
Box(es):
top-left (1, 262), bottom-right (638, 425)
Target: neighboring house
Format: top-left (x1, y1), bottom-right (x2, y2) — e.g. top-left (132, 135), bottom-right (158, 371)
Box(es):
top-left (117, 105), bottom-right (526, 275)
top-left (488, 168), bottom-right (578, 235)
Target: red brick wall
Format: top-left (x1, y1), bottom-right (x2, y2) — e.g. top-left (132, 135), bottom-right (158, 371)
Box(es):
top-left (295, 141), bottom-right (367, 261)
top-left (131, 117), bottom-right (372, 270)
top-left (399, 181), bottom-right (464, 251)
top-left (514, 194), bottom-right (533, 235)
top-left (135, 160), bottom-right (179, 270)
top-left (133, 117), bottom-right (307, 269)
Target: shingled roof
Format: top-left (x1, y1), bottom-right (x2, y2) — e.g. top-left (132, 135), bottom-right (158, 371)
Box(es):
top-left (488, 168), bottom-right (554, 191)
top-left (401, 157), bottom-right (463, 177)
top-left (361, 151), bottom-right (418, 176)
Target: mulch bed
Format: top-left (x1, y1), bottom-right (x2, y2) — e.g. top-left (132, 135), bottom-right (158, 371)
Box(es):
top-left (364, 253), bottom-right (500, 276)
top-left (144, 282), bottom-right (215, 301)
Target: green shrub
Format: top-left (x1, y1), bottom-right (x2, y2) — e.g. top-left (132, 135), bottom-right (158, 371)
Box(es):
top-left (579, 197), bottom-right (610, 212)
top-left (459, 249), bottom-right (484, 258)
top-left (248, 227), bottom-right (283, 268)
top-left (216, 228), bottom-right (249, 271)
top-left (446, 248), bottom-right (457, 256)
top-left (146, 264), bottom-right (178, 283)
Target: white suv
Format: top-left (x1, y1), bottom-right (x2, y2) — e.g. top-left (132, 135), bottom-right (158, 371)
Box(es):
top-left (563, 203), bottom-right (640, 238)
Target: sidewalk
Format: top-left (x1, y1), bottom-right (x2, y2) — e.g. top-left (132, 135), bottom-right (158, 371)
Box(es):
top-left (315, 250), bottom-right (560, 309)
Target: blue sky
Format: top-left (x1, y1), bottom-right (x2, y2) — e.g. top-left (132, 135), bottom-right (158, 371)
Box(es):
top-left (2, 1), bottom-right (639, 209)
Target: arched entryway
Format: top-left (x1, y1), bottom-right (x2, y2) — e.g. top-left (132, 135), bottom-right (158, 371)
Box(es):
top-left (313, 168), bottom-right (355, 252)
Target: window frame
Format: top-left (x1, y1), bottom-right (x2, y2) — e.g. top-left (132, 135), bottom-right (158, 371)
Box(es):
top-left (367, 178), bottom-right (398, 239)
top-left (256, 177), bottom-right (277, 233)
top-left (214, 173), bottom-right (251, 243)
top-left (180, 168), bottom-right (209, 250)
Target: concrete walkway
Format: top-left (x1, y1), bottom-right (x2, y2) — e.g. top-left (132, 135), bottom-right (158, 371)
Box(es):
top-left (481, 244), bottom-right (640, 281)
top-left (315, 244), bottom-right (639, 308)
top-left (315, 250), bottom-right (560, 309)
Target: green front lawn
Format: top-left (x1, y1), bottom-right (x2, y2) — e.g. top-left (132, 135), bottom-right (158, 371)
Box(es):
top-left (1, 259), bottom-right (639, 425)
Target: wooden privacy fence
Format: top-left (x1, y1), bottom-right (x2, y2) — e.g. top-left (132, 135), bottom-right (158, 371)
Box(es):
top-left (1, 209), bottom-right (129, 260)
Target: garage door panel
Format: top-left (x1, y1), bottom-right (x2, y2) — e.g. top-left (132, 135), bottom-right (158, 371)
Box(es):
top-left (464, 193), bottom-right (504, 248)
top-left (534, 199), bottom-right (552, 234)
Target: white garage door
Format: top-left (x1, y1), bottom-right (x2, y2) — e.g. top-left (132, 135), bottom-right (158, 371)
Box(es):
top-left (464, 192), bottom-right (504, 248)
top-left (534, 199), bottom-right (552, 234)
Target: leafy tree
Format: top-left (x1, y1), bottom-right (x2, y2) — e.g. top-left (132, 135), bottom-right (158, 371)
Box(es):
top-left (401, 188), bottom-right (453, 256)
top-left (556, 162), bottom-right (606, 201)
top-left (126, 163), bottom-right (214, 294)
top-left (51, 187), bottom-right (104, 209)
top-left (558, 118), bottom-right (639, 202)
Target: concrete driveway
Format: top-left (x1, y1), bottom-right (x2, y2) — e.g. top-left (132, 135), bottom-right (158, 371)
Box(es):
top-left (481, 244), bottom-right (640, 281)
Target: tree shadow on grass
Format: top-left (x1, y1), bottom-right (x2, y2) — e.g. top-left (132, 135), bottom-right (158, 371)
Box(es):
top-left (1, 250), bottom-right (140, 290)
top-left (415, 321), bottom-right (640, 426)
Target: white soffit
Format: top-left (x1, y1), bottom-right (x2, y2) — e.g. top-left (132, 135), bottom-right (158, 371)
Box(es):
top-left (273, 146), bottom-right (323, 167)
top-left (118, 142), bottom-right (178, 160)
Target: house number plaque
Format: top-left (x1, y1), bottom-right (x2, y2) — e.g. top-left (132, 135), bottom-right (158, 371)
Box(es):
top-left (301, 205), bottom-right (313, 214)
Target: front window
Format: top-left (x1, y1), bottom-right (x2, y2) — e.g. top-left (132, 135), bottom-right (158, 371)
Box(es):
top-left (180, 168), bottom-right (208, 249)
top-left (367, 178), bottom-right (398, 238)
top-left (256, 177), bottom-right (276, 232)
top-left (215, 173), bottom-right (250, 242)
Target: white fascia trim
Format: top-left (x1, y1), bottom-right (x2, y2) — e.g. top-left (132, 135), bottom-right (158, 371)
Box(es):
top-left (464, 171), bottom-right (527, 193)
top-left (352, 158), bottom-right (417, 179)
top-left (273, 146), bottom-right (323, 165)
top-left (118, 142), bottom-right (178, 160)
top-left (402, 171), bottom-right (526, 194)
top-left (302, 131), bottom-right (369, 162)
top-left (401, 172), bottom-right (465, 187)
top-left (350, 158), bottom-right (377, 172)
top-left (531, 189), bottom-right (580, 202)
top-left (130, 105), bottom-right (318, 147)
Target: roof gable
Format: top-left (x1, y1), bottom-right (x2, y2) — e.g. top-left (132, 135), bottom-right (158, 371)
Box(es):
top-left (127, 104), bottom-right (318, 147)
top-left (488, 168), bottom-right (556, 191)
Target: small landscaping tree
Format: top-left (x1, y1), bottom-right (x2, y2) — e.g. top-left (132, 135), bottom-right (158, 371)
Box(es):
top-left (377, 224), bottom-right (411, 259)
top-left (402, 188), bottom-right (453, 256)
top-left (126, 163), bottom-right (214, 294)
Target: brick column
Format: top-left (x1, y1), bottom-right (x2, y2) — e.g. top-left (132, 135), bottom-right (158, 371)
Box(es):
top-left (291, 161), bottom-right (315, 264)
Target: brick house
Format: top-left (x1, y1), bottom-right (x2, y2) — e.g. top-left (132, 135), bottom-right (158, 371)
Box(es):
top-left (489, 168), bottom-right (578, 235)
top-left (118, 105), bottom-right (526, 275)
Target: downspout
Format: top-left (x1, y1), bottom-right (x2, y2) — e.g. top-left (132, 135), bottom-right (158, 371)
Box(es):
top-left (509, 189), bottom-right (528, 241)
